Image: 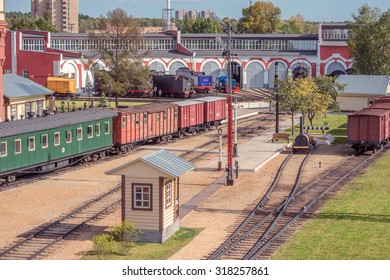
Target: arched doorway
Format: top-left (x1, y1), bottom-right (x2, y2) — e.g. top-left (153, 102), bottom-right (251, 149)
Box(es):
top-left (149, 61), bottom-right (165, 73)
top-left (169, 61), bottom-right (186, 75)
top-left (202, 61), bottom-right (220, 86)
top-left (246, 62), bottom-right (265, 88)
top-left (268, 61), bottom-right (287, 88)
top-left (291, 61), bottom-right (311, 79)
top-left (326, 62), bottom-right (347, 77)
top-left (230, 61), bottom-right (241, 88)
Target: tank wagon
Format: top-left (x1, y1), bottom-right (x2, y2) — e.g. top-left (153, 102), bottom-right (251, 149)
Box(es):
top-left (0, 108), bottom-right (117, 183)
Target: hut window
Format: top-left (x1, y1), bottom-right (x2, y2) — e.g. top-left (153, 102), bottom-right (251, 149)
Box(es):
top-left (165, 181), bottom-right (172, 208)
top-left (122, 116), bottom-right (126, 127)
top-left (0, 142), bottom-right (7, 157)
top-left (133, 184), bottom-right (152, 210)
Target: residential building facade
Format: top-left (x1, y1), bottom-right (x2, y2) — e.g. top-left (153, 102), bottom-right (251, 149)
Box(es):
top-left (31, 0), bottom-right (79, 33)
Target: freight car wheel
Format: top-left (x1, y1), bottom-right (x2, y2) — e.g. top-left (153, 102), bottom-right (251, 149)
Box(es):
top-left (178, 131), bottom-right (184, 139)
top-left (7, 175), bottom-right (16, 183)
top-left (126, 144), bottom-right (133, 152)
top-left (204, 124), bottom-right (210, 132)
top-left (99, 152), bottom-right (106, 160)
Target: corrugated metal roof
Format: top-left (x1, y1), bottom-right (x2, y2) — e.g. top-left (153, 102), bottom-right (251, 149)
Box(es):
top-left (3, 74), bottom-right (54, 98)
top-left (141, 150), bottom-right (195, 177)
top-left (105, 149), bottom-right (195, 178)
top-left (192, 96), bottom-right (227, 102)
top-left (0, 108), bottom-right (118, 137)
top-left (336, 75), bottom-right (390, 95)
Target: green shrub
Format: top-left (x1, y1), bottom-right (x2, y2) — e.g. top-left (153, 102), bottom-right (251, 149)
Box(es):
top-left (92, 233), bottom-right (115, 255)
top-left (111, 220), bottom-right (142, 243)
top-left (92, 221), bottom-right (142, 256)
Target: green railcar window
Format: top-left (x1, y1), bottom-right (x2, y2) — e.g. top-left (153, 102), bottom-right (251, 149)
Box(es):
top-left (96, 124), bottom-right (101, 136)
top-left (66, 131), bottom-right (72, 143)
top-left (77, 128), bottom-right (83, 141)
top-left (0, 142), bottom-right (7, 157)
top-left (87, 125), bottom-right (93, 138)
top-left (14, 139), bottom-right (21, 154)
top-left (28, 137), bottom-right (35, 151)
top-left (41, 135), bottom-right (48, 148)
top-left (54, 132), bottom-right (60, 146)
top-left (104, 122), bottom-right (110, 134)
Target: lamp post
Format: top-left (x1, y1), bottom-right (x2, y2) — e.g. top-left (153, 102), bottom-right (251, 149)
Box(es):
top-left (275, 61), bottom-right (280, 133)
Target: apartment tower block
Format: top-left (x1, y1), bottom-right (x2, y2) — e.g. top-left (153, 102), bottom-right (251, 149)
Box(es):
top-left (31, 0), bottom-right (78, 33)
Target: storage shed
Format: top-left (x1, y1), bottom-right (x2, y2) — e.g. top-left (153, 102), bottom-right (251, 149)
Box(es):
top-left (105, 149), bottom-right (195, 243)
top-left (335, 75), bottom-right (390, 111)
top-left (3, 74), bottom-right (54, 121)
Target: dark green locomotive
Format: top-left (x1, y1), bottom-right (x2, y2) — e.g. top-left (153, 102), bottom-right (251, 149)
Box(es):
top-left (0, 108), bottom-right (117, 183)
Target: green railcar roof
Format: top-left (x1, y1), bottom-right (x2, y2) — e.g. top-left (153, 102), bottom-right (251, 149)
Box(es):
top-left (0, 108), bottom-right (118, 137)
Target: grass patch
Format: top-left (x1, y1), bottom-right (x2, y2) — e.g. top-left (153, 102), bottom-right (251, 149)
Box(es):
top-left (282, 113), bottom-right (348, 145)
top-left (82, 227), bottom-right (202, 260)
top-left (272, 152), bottom-right (390, 260)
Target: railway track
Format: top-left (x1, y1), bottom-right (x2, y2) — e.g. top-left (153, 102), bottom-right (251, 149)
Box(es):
top-left (0, 186), bottom-right (121, 260)
top-left (208, 148), bottom-right (384, 260)
top-left (0, 112), bottom-right (271, 192)
top-left (208, 152), bottom-right (311, 260)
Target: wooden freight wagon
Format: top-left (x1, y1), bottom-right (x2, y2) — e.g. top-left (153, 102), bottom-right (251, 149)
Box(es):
top-left (374, 96), bottom-right (390, 104)
top-left (173, 100), bottom-right (204, 138)
top-left (113, 103), bottom-right (179, 153)
top-left (192, 96), bottom-right (227, 131)
top-left (348, 109), bottom-right (390, 153)
top-left (0, 108), bottom-right (117, 183)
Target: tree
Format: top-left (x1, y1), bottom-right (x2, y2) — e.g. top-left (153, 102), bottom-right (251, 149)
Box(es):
top-left (177, 15), bottom-right (223, 33)
top-left (237, 1), bottom-right (281, 34)
top-left (348, 5), bottom-right (390, 75)
top-left (276, 78), bottom-right (302, 135)
top-left (89, 8), bottom-right (151, 104)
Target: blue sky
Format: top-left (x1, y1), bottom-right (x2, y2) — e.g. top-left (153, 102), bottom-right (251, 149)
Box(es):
top-left (6, 0), bottom-right (390, 22)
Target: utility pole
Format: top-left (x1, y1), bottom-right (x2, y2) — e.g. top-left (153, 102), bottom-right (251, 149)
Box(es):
top-left (275, 61), bottom-right (279, 133)
top-left (226, 21), bottom-right (234, 186)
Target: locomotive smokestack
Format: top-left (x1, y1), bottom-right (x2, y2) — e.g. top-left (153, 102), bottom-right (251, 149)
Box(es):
top-left (300, 116), bottom-right (304, 134)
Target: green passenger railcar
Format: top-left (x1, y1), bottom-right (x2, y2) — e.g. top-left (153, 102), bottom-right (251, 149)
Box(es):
top-left (0, 108), bottom-right (117, 183)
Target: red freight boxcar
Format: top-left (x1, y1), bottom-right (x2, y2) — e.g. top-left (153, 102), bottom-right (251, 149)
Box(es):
top-left (173, 100), bottom-right (204, 138)
top-left (113, 103), bottom-right (178, 152)
top-left (348, 109), bottom-right (390, 153)
top-left (373, 96), bottom-right (390, 104)
top-left (192, 96), bottom-right (227, 131)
